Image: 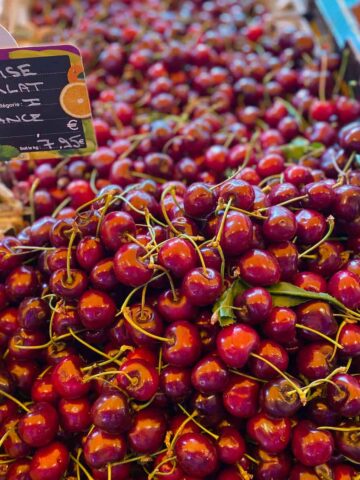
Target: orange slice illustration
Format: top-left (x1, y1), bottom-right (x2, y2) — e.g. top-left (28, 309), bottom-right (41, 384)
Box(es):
top-left (60, 82), bottom-right (91, 119)
top-left (67, 64), bottom-right (84, 83)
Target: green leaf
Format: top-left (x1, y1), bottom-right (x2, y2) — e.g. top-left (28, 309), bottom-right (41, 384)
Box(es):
top-left (212, 279), bottom-right (247, 327)
top-left (0, 145), bottom-right (20, 161)
top-left (281, 137), bottom-right (324, 161)
top-left (271, 295), bottom-right (309, 307)
top-left (266, 282), bottom-right (346, 310)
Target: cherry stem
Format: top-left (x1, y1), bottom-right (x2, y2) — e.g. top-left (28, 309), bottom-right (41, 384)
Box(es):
top-left (298, 215), bottom-right (335, 258)
top-left (288, 364), bottom-right (348, 396)
top-left (160, 186), bottom-right (183, 236)
top-left (181, 234), bottom-right (208, 275)
top-left (108, 463), bottom-right (112, 480)
top-left (96, 193), bottom-right (113, 237)
top-left (75, 192), bottom-right (108, 214)
top-left (257, 194), bottom-right (307, 212)
top-left (317, 426), bottom-right (360, 432)
top-left (259, 174), bottom-right (282, 188)
top-left (329, 319), bottom-right (348, 362)
top-left (244, 453), bottom-right (260, 465)
top-left (123, 307), bottom-right (171, 343)
top-left (334, 48), bottom-right (350, 95)
top-left (230, 204), bottom-right (267, 220)
top-left (89, 169), bottom-right (98, 194)
top-left (0, 388), bottom-right (29, 412)
top-left (117, 194), bottom-right (167, 227)
top-left (229, 369), bottom-right (267, 383)
top-left (213, 198), bottom-right (233, 249)
top-left (0, 430), bottom-right (12, 449)
top-left (69, 328), bottom-right (123, 363)
top-left (250, 353), bottom-right (307, 405)
top-left (177, 404), bottom-right (219, 440)
top-left (70, 451), bottom-right (93, 480)
top-left (113, 448), bottom-right (168, 466)
top-left (236, 462), bottom-right (252, 480)
top-left (29, 178), bottom-right (40, 224)
top-left (51, 197), bottom-right (71, 218)
top-left (131, 171), bottom-right (167, 184)
top-left (150, 264), bottom-right (177, 300)
top-left (66, 229), bottom-right (77, 284)
top-left (126, 233), bottom-right (147, 249)
top-left (83, 345), bottom-right (133, 372)
top-left (295, 323), bottom-right (343, 349)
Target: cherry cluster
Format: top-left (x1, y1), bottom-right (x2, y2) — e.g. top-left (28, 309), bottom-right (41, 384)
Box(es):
top-left (0, 0), bottom-right (360, 479)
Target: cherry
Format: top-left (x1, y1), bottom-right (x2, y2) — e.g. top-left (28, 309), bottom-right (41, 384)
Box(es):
top-left (124, 303), bottom-right (164, 346)
top-left (90, 258), bottom-right (118, 291)
top-left (268, 241), bottom-right (299, 280)
top-left (6, 358), bottom-right (39, 393)
top-left (29, 441), bottom-right (69, 480)
top-left (6, 459), bottom-right (31, 480)
top-left (31, 374), bottom-right (59, 404)
top-left (295, 209), bottom-right (327, 244)
top-left (75, 236), bottom-right (104, 271)
top-left (78, 289), bottom-right (116, 330)
top-left (183, 183), bottom-right (216, 218)
top-left (18, 297), bottom-right (49, 332)
top-left (293, 271), bottom-right (327, 293)
top-left (263, 206), bottom-right (297, 242)
top-left (66, 180), bottom-right (95, 209)
top-left (238, 249), bottom-right (281, 286)
top-left (59, 397), bottom-right (92, 433)
top-left (127, 407), bottom-right (166, 454)
top-left (255, 448), bottom-right (292, 480)
top-left (223, 374), bottom-right (260, 418)
top-left (5, 266), bottom-right (39, 303)
top-left (117, 358), bottom-right (159, 401)
top-left (234, 287), bottom-right (272, 324)
top-left (338, 323), bottom-right (360, 357)
top-left (9, 328), bottom-right (47, 360)
top-left (0, 307), bottom-right (20, 344)
top-left (261, 377), bottom-right (301, 417)
top-left (163, 320), bottom-right (201, 367)
top-left (249, 340), bottom-right (289, 379)
top-left (152, 452), bottom-right (185, 480)
top-left (218, 179), bottom-right (255, 210)
top-left (306, 240), bottom-right (343, 277)
top-left (18, 402), bottom-right (58, 448)
top-left (306, 398), bottom-right (340, 427)
top-left (158, 238), bottom-right (197, 277)
top-left (51, 355), bottom-right (89, 400)
top-left (328, 270), bottom-right (360, 309)
top-left (182, 267), bottom-right (222, 306)
top-left (191, 354), bottom-right (229, 394)
top-left (50, 268), bottom-right (88, 299)
top-left (100, 211), bottom-right (136, 252)
top-left (247, 412), bottom-right (291, 453)
top-left (1, 414), bottom-right (31, 458)
top-left (160, 365), bottom-right (192, 400)
top-left (217, 426), bottom-right (245, 465)
top-left (89, 147), bottom-right (116, 177)
top-left (269, 182), bottom-right (300, 206)
top-left (216, 210), bottom-right (253, 256)
top-left (292, 420), bottom-right (334, 467)
top-left (333, 185), bottom-right (360, 220)
top-left (114, 243), bottom-right (152, 287)
top-left (83, 428), bottom-right (126, 468)
top-left (296, 342), bottom-right (335, 380)
top-left (217, 323), bottom-right (259, 368)
top-left (174, 432), bottom-right (218, 477)
top-left (296, 301), bottom-right (337, 341)
top-left (91, 463), bottom-right (130, 480)
top-left (156, 288), bottom-right (197, 322)
top-left (335, 422), bottom-right (360, 462)
top-left (326, 373), bottom-right (360, 417)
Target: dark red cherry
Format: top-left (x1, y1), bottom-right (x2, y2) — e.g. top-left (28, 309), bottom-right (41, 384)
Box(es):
top-left (296, 342), bottom-right (335, 380)
top-left (292, 420), bottom-right (334, 467)
top-left (305, 398), bottom-right (340, 427)
top-left (191, 354), bottom-right (229, 394)
top-left (268, 242), bottom-right (299, 281)
top-left (174, 432), bottom-right (218, 477)
top-left (326, 373), bottom-right (360, 417)
top-left (333, 185), bottom-right (360, 220)
top-left (18, 297), bottom-right (49, 332)
top-left (247, 412), bottom-right (291, 453)
top-left (263, 206), bottom-right (297, 242)
top-left (296, 300), bottom-right (337, 341)
top-left (160, 365), bottom-right (192, 401)
top-left (124, 303), bottom-right (164, 347)
top-left (158, 238), bottom-right (197, 277)
top-left (114, 243), bottom-right (152, 287)
top-left (127, 407), bottom-right (166, 454)
top-left (1, 415), bottom-right (31, 458)
top-left (99, 211), bottom-right (136, 252)
top-left (295, 209), bottom-right (327, 244)
top-left (91, 463), bottom-right (130, 480)
top-left (261, 377), bottom-right (301, 417)
top-left (83, 428), bottom-right (126, 468)
top-left (78, 289), bottom-right (116, 330)
top-left (50, 268), bottom-right (88, 299)
top-left (249, 340), bottom-right (289, 379)
top-left (328, 270), bottom-right (360, 309)
top-left (6, 459), bottom-right (31, 480)
top-left (234, 287), bottom-right (272, 324)
top-left (18, 402), bottom-right (58, 448)
top-left (216, 210), bottom-right (253, 256)
top-left (31, 373), bottom-right (59, 405)
top-left (217, 426), bottom-right (245, 465)
top-left (293, 271), bottom-right (327, 293)
top-left (306, 240), bottom-right (343, 277)
top-left (182, 267), bottom-right (222, 306)
top-left (59, 397), bottom-right (92, 433)
top-left (218, 179), bottom-right (255, 210)
top-left (76, 236), bottom-right (104, 271)
top-left (217, 324), bottom-right (259, 368)
top-left (117, 358), bottom-right (159, 401)
top-left (335, 422), bottom-right (360, 463)
top-left (51, 355), bottom-right (89, 400)
top-left (5, 266), bottom-right (39, 303)
top-left (163, 320), bottom-right (201, 367)
top-left (255, 448), bottom-right (292, 480)
top-left (8, 328), bottom-right (46, 360)
top-left (152, 452), bottom-right (185, 480)
top-left (183, 183), bottom-right (216, 218)
top-left (238, 249), bottom-right (280, 286)
top-left (29, 441), bottom-right (69, 480)
top-left (338, 323), bottom-right (360, 357)
top-left (156, 289), bottom-right (197, 322)
top-left (90, 258), bottom-right (118, 291)
top-left (223, 375), bottom-right (260, 418)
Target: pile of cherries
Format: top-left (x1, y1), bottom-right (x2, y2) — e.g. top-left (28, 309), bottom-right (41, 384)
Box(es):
top-left (1, 0), bottom-right (360, 479)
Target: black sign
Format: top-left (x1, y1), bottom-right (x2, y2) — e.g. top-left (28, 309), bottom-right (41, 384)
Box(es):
top-left (0, 46), bottom-right (96, 160)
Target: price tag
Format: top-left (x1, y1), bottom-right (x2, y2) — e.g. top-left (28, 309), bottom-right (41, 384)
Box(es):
top-left (0, 44), bottom-right (97, 161)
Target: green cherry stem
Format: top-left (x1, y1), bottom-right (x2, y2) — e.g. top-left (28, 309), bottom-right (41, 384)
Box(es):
top-left (295, 324), bottom-right (343, 349)
top-left (177, 404), bottom-right (219, 440)
top-left (0, 389), bottom-right (30, 412)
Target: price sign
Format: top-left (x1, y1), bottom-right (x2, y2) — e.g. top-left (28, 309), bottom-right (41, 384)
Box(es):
top-left (0, 44), bottom-right (97, 161)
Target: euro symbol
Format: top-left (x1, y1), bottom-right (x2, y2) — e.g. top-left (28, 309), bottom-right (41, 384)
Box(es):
top-left (67, 120), bottom-right (78, 131)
